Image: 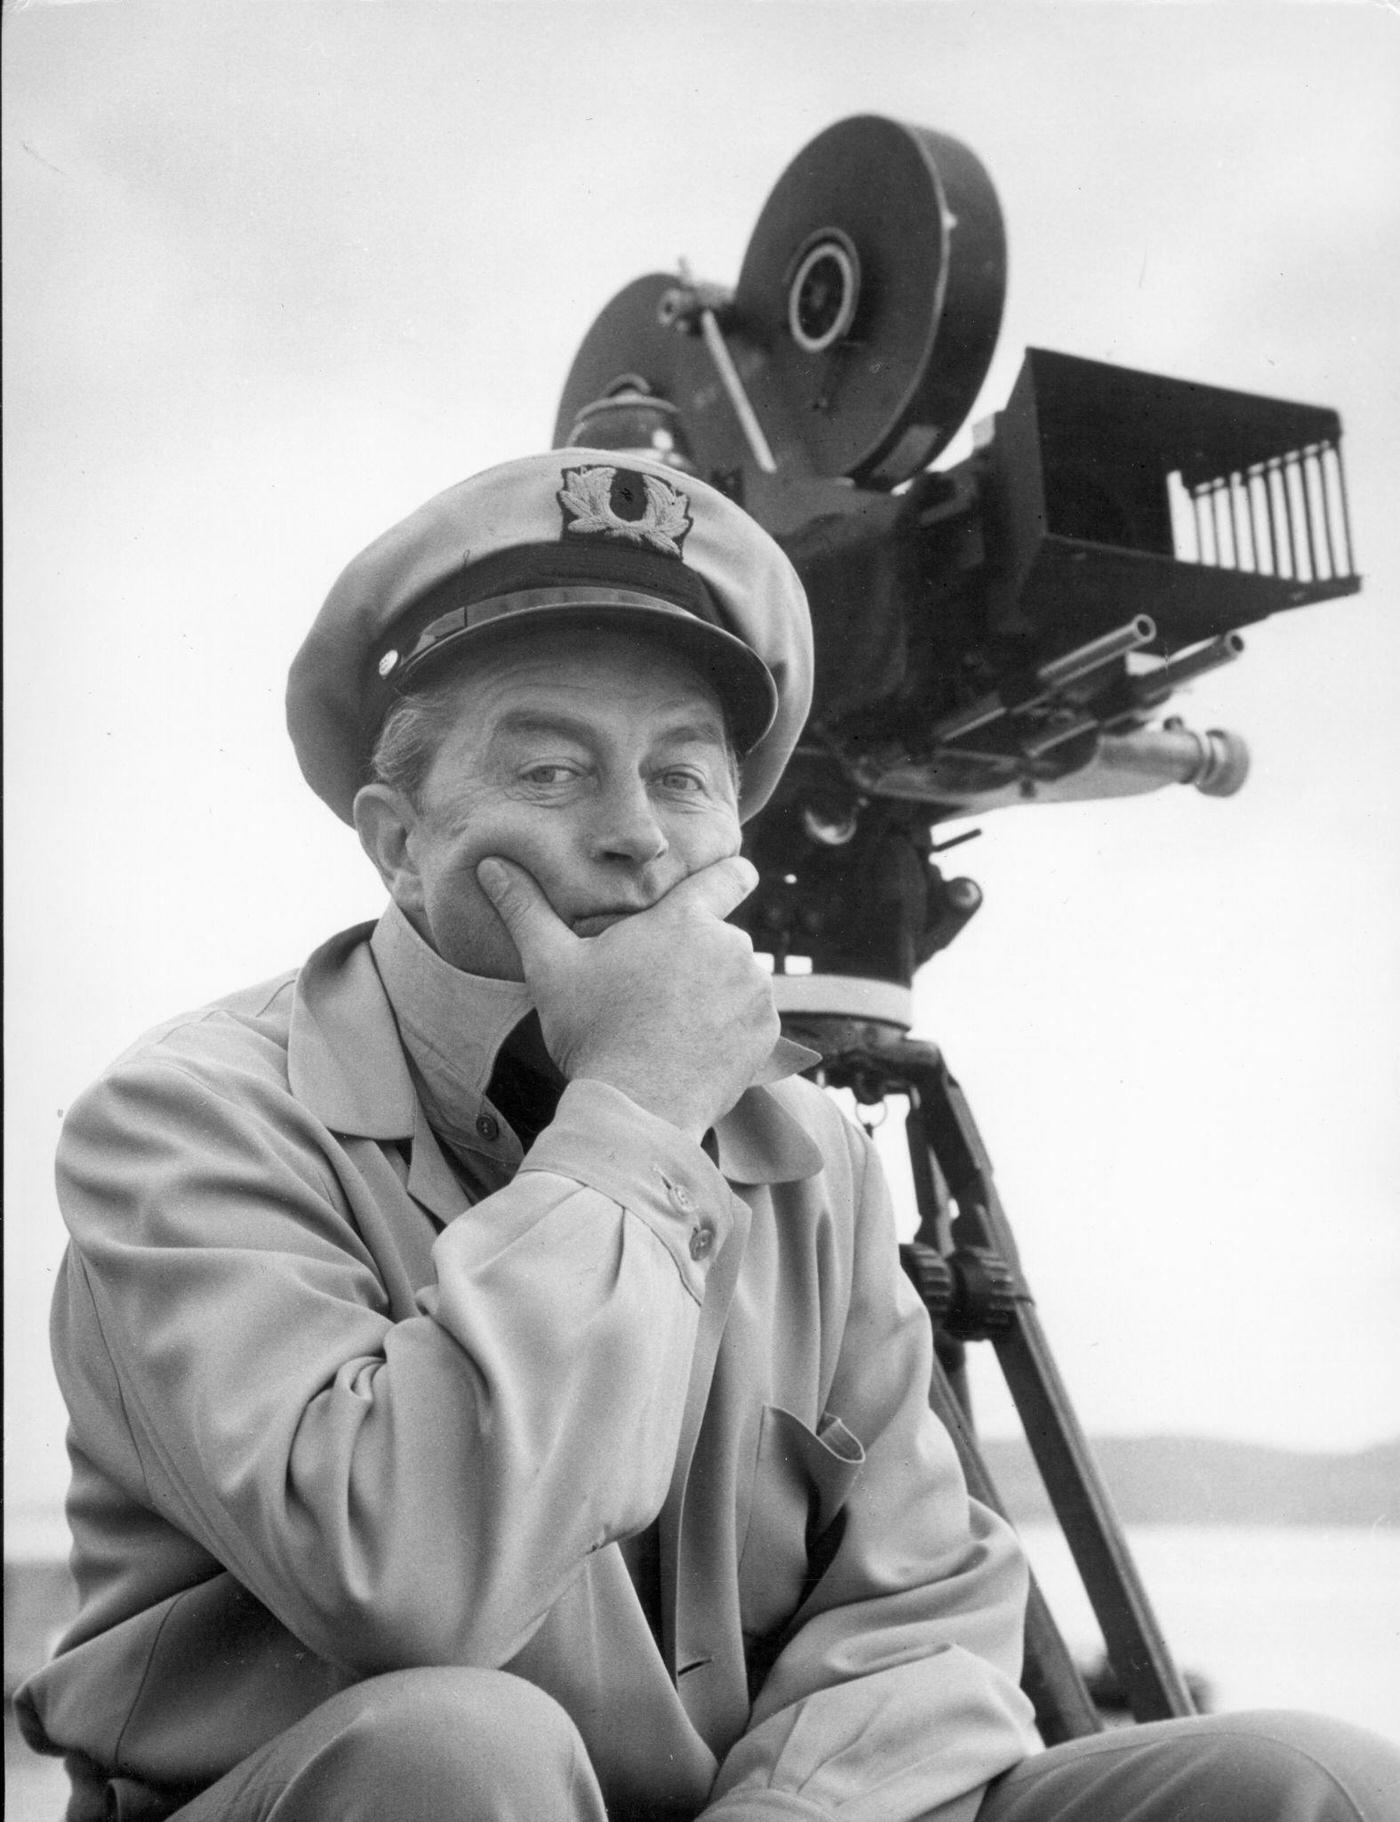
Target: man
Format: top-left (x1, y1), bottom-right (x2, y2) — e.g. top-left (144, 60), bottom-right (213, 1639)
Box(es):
top-left (18, 453), bottom-right (1400, 1821)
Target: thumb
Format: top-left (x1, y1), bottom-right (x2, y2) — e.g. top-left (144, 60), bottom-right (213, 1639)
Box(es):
top-left (476, 857), bottom-right (576, 971)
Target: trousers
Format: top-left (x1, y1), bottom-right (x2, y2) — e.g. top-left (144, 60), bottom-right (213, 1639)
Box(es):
top-left (154, 1668), bottom-right (1400, 1822)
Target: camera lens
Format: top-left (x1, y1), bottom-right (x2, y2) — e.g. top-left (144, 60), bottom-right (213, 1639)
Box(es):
top-left (788, 234), bottom-right (860, 354)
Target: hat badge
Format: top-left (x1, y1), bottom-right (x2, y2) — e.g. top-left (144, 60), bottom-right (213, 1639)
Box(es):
top-left (557, 464), bottom-right (693, 558)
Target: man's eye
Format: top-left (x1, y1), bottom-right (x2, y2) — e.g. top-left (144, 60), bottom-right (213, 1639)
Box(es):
top-left (521, 764), bottom-right (579, 787)
top-left (657, 769), bottom-right (705, 793)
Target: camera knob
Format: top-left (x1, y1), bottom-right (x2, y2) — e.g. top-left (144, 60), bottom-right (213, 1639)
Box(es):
top-left (944, 1246), bottom-right (1018, 1340)
top-left (900, 1242), bottom-right (1020, 1340)
top-left (899, 1242), bottom-right (955, 1322)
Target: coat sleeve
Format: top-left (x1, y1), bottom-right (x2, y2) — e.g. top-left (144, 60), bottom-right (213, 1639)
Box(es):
top-left (55, 1047), bottom-right (734, 1676)
top-left (704, 1116), bottom-right (1041, 1822)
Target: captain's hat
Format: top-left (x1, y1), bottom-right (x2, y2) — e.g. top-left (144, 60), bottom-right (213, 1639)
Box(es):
top-left (287, 449), bottom-right (813, 822)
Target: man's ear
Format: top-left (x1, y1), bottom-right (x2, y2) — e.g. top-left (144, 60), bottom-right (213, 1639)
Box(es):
top-left (352, 783), bottom-right (425, 915)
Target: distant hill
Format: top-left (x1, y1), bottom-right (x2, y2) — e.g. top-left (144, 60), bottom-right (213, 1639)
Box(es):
top-left (976, 1434), bottom-right (1400, 1528)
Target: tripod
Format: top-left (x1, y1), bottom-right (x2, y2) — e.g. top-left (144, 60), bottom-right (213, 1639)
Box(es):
top-left (782, 1010), bottom-right (1198, 1746)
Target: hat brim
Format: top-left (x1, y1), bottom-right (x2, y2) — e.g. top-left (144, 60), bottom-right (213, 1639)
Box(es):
top-left (387, 594), bottom-right (779, 757)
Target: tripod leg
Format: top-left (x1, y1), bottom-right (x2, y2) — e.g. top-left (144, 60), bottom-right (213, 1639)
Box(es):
top-left (907, 1045), bottom-right (1196, 1725)
top-left (905, 1109), bottom-right (976, 1421)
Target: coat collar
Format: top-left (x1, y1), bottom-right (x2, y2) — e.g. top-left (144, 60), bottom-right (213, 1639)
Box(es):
top-left (286, 916), bottom-right (823, 1187)
top-left (287, 921), bottom-right (414, 1139)
top-left (286, 922), bottom-right (478, 1221)
top-left (714, 1076), bottom-right (823, 1184)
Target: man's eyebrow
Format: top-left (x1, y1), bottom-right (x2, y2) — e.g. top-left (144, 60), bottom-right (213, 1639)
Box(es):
top-left (485, 710), bottom-right (593, 746)
top-left (486, 708), bottom-right (729, 749)
top-left (651, 716), bottom-right (730, 750)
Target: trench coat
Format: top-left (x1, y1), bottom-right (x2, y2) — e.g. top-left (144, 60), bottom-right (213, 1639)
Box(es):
top-left (18, 920), bottom-right (1038, 1821)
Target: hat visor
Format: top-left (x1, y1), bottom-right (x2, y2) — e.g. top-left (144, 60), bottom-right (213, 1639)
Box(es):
top-left (393, 591), bottom-right (779, 755)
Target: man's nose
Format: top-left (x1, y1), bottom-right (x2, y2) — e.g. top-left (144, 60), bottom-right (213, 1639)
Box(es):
top-left (590, 777), bottom-right (669, 866)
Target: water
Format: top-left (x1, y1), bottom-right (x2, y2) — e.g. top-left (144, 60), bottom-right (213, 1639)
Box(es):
top-left (1018, 1522), bottom-right (1400, 1744)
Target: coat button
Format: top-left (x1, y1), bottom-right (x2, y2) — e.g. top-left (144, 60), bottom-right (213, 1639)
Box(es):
top-left (688, 1224), bottom-right (713, 1260)
top-left (476, 1113), bottom-right (500, 1141)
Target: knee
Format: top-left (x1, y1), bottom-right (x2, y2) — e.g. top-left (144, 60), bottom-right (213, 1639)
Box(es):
top-left (279, 1667), bottom-right (603, 1822)
top-left (981, 1709), bottom-right (1400, 1822)
top-left (1188, 1711), bottom-right (1400, 1822)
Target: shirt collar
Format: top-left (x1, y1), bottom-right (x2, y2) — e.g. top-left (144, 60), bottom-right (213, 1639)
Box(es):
top-left (369, 899), bottom-right (534, 1156)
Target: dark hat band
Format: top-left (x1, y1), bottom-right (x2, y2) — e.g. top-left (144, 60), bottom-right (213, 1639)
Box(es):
top-left (394, 586), bottom-right (718, 680)
top-left (396, 538), bottom-right (719, 648)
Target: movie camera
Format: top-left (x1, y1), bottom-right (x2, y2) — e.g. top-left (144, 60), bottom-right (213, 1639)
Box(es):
top-left (553, 116), bottom-right (1361, 1741)
top-left (555, 115), bottom-right (1359, 1027)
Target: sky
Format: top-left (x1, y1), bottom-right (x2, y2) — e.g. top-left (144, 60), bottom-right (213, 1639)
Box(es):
top-left (4, 0), bottom-right (1399, 1525)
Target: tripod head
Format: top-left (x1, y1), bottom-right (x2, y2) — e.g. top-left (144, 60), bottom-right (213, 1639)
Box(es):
top-left (554, 116), bottom-right (1360, 1028)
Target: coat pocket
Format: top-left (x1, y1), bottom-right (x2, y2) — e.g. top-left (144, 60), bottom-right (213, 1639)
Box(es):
top-left (737, 1403), bottom-right (866, 1643)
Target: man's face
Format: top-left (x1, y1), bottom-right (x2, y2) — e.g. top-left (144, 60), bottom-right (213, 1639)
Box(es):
top-left (362, 627), bottom-right (743, 980)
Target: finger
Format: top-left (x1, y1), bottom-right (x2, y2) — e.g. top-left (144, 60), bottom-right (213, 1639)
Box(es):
top-left (476, 857), bottom-right (578, 969)
top-left (659, 855), bottom-right (760, 924)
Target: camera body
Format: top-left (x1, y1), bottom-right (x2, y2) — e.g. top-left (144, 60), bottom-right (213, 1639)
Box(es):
top-left (555, 117), bottom-right (1359, 1010)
